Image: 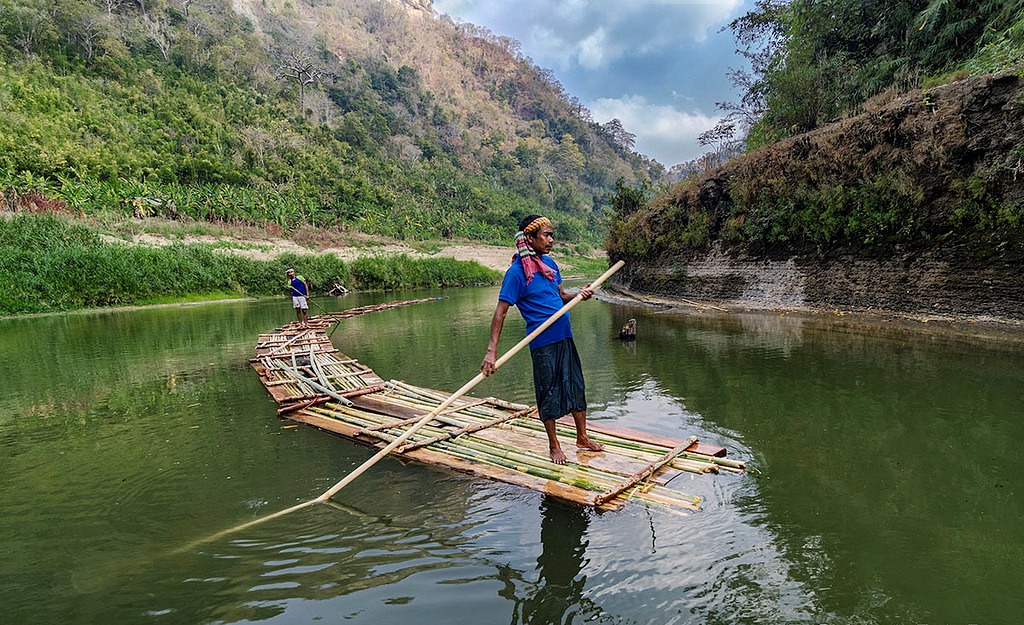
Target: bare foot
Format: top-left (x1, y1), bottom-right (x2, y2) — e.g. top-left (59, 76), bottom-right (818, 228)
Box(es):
top-left (549, 447), bottom-right (568, 464)
top-left (577, 437), bottom-right (604, 452)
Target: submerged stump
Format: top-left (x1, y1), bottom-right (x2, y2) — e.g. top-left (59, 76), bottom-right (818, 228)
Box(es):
top-left (619, 318), bottom-right (637, 341)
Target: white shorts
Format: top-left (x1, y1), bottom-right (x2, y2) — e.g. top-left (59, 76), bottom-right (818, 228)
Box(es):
top-left (292, 295), bottom-right (308, 310)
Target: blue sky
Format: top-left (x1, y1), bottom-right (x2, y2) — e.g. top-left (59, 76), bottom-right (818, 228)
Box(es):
top-left (432, 0), bottom-right (755, 166)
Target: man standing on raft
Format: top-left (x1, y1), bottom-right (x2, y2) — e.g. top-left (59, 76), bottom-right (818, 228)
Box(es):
top-left (481, 215), bottom-right (604, 464)
top-left (286, 268), bottom-right (310, 327)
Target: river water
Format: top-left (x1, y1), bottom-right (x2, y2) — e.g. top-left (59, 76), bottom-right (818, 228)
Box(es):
top-left (1, 285), bottom-right (1021, 625)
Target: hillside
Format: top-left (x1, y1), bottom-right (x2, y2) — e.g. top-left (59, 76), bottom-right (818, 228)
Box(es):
top-left (606, 72), bottom-right (1024, 322)
top-left (0, 0), bottom-right (661, 245)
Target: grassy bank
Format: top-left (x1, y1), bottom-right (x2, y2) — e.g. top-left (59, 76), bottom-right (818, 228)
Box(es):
top-left (0, 214), bottom-right (499, 315)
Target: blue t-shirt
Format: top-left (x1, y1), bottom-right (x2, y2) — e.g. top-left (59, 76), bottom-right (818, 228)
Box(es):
top-left (288, 276), bottom-right (308, 297)
top-left (498, 255), bottom-right (572, 349)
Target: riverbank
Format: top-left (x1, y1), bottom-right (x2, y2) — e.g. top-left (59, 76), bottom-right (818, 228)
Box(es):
top-left (0, 213), bottom-right (506, 315)
top-left (601, 283), bottom-right (1024, 350)
top-left (0, 211), bottom-right (610, 316)
top-left (98, 215), bottom-right (607, 275)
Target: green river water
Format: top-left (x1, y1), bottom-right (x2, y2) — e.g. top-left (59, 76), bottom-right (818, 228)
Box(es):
top-left (1, 285), bottom-right (1021, 625)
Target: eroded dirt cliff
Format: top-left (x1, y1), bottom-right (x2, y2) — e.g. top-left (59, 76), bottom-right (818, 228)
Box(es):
top-left (609, 71), bottom-right (1024, 322)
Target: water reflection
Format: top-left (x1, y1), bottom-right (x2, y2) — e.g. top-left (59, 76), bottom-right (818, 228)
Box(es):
top-left (512, 498), bottom-right (604, 625)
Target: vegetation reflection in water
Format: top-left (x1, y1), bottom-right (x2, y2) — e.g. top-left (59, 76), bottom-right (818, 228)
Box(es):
top-left (0, 288), bottom-right (1021, 625)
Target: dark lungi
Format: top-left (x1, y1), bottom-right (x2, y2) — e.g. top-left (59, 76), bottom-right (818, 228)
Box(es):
top-left (530, 337), bottom-right (587, 422)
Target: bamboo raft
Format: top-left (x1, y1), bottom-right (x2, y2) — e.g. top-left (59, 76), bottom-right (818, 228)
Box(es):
top-left (252, 299), bottom-right (746, 512)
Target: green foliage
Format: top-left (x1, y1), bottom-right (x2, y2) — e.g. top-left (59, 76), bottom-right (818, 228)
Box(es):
top-left (728, 0), bottom-right (1024, 147)
top-left (609, 178), bottom-right (651, 217)
top-left (0, 214), bottom-right (499, 315)
top-left (608, 145), bottom-right (1022, 260)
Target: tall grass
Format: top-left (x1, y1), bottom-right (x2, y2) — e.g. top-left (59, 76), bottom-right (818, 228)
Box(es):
top-left (0, 214), bottom-right (499, 315)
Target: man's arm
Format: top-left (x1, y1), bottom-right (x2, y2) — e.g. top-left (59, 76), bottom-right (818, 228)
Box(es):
top-left (481, 300), bottom-right (511, 377)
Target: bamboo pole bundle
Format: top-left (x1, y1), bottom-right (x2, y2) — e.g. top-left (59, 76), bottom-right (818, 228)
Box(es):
top-left (263, 329), bottom-right (311, 356)
top-left (269, 359), bottom-right (354, 407)
top-left (354, 417), bottom-right (699, 509)
top-left (286, 368), bottom-right (733, 480)
top-left (302, 402), bottom-right (702, 511)
top-left (508, 417), bottom-right (744, 472)
top-left (383, 381), bottom-right (520, 423)
top-left (428, 432), bottom-right (701, 511)
top-left (397, 407), bottom-right (537, 453)
top-left (310, 380), bottom-right (723, 480)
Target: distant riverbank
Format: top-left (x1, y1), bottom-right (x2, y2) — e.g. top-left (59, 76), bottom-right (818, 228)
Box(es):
top-left (0, 212), bottom-right (607, 316)
top-left (0, 213), bottom-right (503, 315)
top-left (600, 283), bottom-right (1024, 351)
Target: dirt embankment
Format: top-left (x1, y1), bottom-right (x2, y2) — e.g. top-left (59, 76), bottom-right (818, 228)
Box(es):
top-left (608, 242), bottom-right (1024, 325)
top-left (609, 71), bottom-right (1024, 325)
top-left (114, 230), bottom-right (518, 272)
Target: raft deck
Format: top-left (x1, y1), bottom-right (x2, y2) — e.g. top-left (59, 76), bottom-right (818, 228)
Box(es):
top-left (252, 300), bottom-right (745, 512)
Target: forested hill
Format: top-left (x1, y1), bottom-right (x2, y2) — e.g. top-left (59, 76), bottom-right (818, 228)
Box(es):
top-left (0, 0), bottom-right (660, 244)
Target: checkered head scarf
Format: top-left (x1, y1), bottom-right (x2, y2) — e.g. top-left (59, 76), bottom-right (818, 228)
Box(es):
top-left (513, 216), bottom-right (556, 285)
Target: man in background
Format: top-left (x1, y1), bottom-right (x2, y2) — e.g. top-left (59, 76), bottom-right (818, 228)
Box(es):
top-left (286, 268), bottom-right (310, 327)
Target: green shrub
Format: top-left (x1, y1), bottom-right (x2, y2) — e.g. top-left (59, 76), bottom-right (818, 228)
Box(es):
top-left (0, 214), bottom-right (499, 315)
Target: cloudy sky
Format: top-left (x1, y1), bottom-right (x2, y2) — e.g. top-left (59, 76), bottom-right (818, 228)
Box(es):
top-left (432, 0), bottom-right (755, 167)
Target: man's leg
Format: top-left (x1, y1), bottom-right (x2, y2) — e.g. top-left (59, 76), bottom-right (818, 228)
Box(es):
top-left (543, 418), bottom-right (567, 465)
top-left (571, 409), bottom-right (604, 452)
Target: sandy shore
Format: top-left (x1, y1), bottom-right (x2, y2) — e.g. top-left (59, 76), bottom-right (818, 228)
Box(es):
top-left (104, 222), bottom-right (605, 273)
top-left (112, 231), bottom-right (519, 272)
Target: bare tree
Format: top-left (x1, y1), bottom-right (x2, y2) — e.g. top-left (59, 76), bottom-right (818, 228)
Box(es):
top-left (143, 12), bottom-right (174, 61)
top-left (8, 3), bottom-right (54, 55)
top-left (602, 118), bottom-right (636, 151)
top-left (77, 12), bottom-right (112, 62)
top-left (277, 52), bottom-right (326, 119)
top-left (697, 119), bottom-right (740, 169)
top-left (96, 0), bottom-right (124, 15)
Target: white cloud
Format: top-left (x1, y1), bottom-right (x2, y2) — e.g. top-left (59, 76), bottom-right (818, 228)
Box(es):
top-left (432, 0), bottom-right (748, 163)
top-left (435, 0), bottom-right (744, 70)
top-left (577, 28), bottom-right (611, 70)
top-left (589, 95), bottom-right (721, 165)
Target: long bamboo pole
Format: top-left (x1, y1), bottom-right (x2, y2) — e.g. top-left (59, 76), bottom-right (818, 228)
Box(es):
top-left (186, 260), bottom-right (625, 548)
